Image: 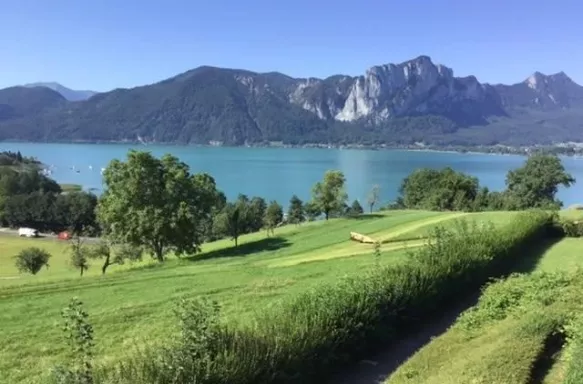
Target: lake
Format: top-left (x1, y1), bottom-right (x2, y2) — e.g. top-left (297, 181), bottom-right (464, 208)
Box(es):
top-left (2, 143), bottom-right (582, 207)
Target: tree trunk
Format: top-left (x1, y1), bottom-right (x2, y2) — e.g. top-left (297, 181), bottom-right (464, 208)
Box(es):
top-left (234, 236), bottom-right (238, 247)
top-left (80, 268), bottom-right (84, 277)
top-left (153, 241), bottom-right (164, 262)
top-left (370, 204), bottom-right (373, 213)
top-left (325, 211), bottom-right (329, 220)
top-left (102, 255), bottom-right (111, 275)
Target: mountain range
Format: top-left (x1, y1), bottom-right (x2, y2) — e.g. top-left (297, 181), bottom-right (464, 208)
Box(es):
top-left (2, 55), bottom-right (583, 146)
top-left (23, 82), bottom-right (97, 101)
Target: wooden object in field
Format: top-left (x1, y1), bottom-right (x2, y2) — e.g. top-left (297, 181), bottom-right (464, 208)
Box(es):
top-left (350, 232), bottom-right (375, 244)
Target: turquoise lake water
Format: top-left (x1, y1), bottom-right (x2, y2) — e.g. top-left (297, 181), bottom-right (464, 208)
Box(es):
top-left (2, 143), bottom-right (582, 207)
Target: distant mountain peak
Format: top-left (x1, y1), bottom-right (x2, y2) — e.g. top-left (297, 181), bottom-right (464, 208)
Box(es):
top-left (2, 54), bottom-right (583, 147)
top-left (524, 71), bottom-right (578, 90)
top-left (23, 82), bottom-right (98, 101)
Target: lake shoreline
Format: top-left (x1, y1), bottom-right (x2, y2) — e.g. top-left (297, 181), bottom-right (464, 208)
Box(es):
top-left (0, 142), bottom-right (580, 207)
top-left (4, 139), bottom-right (583, 157)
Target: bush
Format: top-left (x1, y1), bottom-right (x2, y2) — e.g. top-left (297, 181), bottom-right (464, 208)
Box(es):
top-left (559, 218), bottom-right (583, 237)
top-left (14, 247), bottom-right (51, 275)
top-left (52, 298), bottom-right (95, 384)
top-left (90, 211), bottom-right (554, 384)
top-left (563, 315), bottom-right (583, 383)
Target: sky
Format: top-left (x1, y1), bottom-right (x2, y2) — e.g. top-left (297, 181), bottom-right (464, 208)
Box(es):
top-left (1, 0), bottom-right (583, 92)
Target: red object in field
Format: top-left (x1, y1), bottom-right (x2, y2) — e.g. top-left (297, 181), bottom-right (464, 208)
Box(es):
top-left (58, 231), bottom-right (71, 240)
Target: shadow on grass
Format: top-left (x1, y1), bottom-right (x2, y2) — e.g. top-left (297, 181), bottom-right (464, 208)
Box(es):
top-left (329, 236), bottom-right (562, 384)
top-left (345, 214), bottom-right (386, 220)
top-left (188, 236), bottom-right (292, 262)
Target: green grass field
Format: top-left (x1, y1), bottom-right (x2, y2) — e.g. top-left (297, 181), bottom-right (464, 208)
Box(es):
top-left (0, 209), bottom-right (520, 384)
top-left (384, 210), bottom-right (583, 384)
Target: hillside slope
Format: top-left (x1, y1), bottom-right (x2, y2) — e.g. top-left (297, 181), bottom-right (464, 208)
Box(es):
top-left (2, 56), bottom-right (583, 145)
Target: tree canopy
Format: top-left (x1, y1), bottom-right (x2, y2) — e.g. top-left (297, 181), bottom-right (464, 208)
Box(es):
top-left (287, 195), bottom-right (305, 224)
top-left (264, 200), bottom-right (284, 235)
top-left (97, 150), bottom-right (222, 261)
top-left (504, 153), bottom-right (575, 209)
top-left (311, 170), bottom-right (348, 220)
top-left (398, 167), bottom-right (480, 211)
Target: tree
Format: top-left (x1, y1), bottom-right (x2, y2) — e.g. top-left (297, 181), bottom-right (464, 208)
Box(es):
top-left (70, 237), bottom-right (89, 276)
top-left (57, 192), bottom-right (99, 236)
top-left (264, 201), bottom-right (283, 236)
top-left (304, 201), bottom-right (321, 221)
top-left (14, 247), bottom-right (51, 275)
top-left (88, 241), bottom-right (143, 274)
top-left (213, 202), bottom-right (248, 247)
top-left (97, 150), bottom-right (222, 262)
top-left (349, 199), bottom-right (364, 215)
top-left (247, 196), bottom-right (267, 232)
top-left (311, 170), bottom-right (348, 220)
top-left (367, 184), bottom-right (380, 213)
top-left (399, 168), bottom-right (479, 211)
top-left (505, 153), bottom-right (575, 209)
top-left (287, 195), bottom-right (305, 225)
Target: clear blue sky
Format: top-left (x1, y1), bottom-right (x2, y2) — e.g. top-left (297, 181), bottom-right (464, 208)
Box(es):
top-left (1, 0), bottom-right (582, 91)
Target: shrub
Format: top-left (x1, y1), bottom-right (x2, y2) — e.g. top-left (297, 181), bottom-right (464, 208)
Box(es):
top-left (559, 218), bottom-right (583, 237)
top-left (563, 315), bottom-right (583, 383)
top-left (14, 247), bottom-right (51, 275)
top-left (69, 211), bottom-right (555, 384)
top-left (52, 298), bottom-right (95, 384)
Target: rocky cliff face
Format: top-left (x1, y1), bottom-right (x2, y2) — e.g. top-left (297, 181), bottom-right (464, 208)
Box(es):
top-left (286, 55), bottom-right (582, 125)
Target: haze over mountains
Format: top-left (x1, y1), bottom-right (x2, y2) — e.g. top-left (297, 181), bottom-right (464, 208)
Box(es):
top-left (23, 82), bottom-right (97, 101)
top-left (2, 55), bottom-right (583, 146)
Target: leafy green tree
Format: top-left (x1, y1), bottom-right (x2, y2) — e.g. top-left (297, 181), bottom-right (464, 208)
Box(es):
top-left (311, 170), bottom-right (348, 220)
top-left (14, 247), bottom-right (51, 275)
top-left (304, 201), bottom-right (321, 221)
top-left (213, 202), bottom-right (248, 247)
top-left (88, 241), bottom-right (143, 275)
top-left (350, 199), bottom-right (364, 215)
top-left (287, 195), bottom-right (305, 225)
top-left (367, 184), bottom-right (380, 213)
top-left (97, 150), bottom-right (221, 262)
top-left (264, 201), bottom-right (283, 236)
top-left (70, 237), bottom-right (89, 277)
top-left (399, 168), bottom-right (479, 211)
top-left (247, 196), bottom-right (267, 232)
top-left (505, 153), bottom-right (575, 209)
top-left (56, 191), bottom-right (99, 235)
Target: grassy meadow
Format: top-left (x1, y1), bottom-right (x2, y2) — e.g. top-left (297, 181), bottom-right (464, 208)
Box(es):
top-left (0, 209), bottom-right (522, 384)
top-left (384, 209), bottom-right (583, 384)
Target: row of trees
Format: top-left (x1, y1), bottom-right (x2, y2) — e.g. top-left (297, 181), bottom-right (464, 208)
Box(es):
top-left (0, 167), bottom-right (99, 234)
top-left (392, 153), bottom-right (574, 212)
top-left (11, 149), bottom-right (575, 276)
top-left (96, 152), bottom-right (368, 263)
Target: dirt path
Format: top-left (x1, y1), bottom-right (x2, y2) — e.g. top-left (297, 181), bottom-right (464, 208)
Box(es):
top-left (328, 293), bottom-right (480, 384)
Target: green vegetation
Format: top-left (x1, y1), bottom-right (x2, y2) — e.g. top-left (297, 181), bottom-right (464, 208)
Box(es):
top-left (58, 211), bottom-right (554, 384)
top-left (0, 165), bottom-right (98, 234)
top-left (97, 151), bottom-right (222, 261)
top-left (1, 210), bottom-right (450, 383)
top-left (391, 153), bottom-right (574, 211)
top-left (382, 211), bottom-right (583, 384)
top-left (13, 247), bottom-right (51, 275)
top-left (0, 148), bottom-right (580, 384)
top-left (310, 169), bottom-right (347, 220)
